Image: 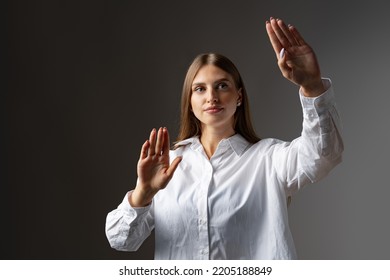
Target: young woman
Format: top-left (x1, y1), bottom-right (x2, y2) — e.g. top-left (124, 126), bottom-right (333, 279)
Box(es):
top-left (105, 18), bottom-right (343, 259)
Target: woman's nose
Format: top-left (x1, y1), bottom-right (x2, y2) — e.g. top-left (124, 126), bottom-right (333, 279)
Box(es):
top-left (207, 88), bottom-right (219, 103)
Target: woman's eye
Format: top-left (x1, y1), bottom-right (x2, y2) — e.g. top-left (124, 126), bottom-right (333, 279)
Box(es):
top-left (194, 87), bottom-right (204, 92)
top-left (217, 83), bottom-right (228, 90)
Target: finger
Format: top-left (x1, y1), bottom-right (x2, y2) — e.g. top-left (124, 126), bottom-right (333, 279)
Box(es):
top-left (166, 156), bottom-right (182, 178)
top-left (162, 127), bottom-right (170, 155)
top-left (289, 24), bottom-right (307, 46)
top-left (139, 140), bottom-right (149, 160)
top-left (148, 128), bottom-right (157, 156)
top-left (155, 127), bottom-right (164, 155)
top-left (276, 19), bottom-right (299, 46)
top-left (270, 18), bottom-right (292, 49)
top-left (265, 20), bottom-right (282, 58)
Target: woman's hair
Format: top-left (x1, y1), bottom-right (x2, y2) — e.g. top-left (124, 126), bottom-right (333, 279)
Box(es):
top-left (175, 53), bottom-right (260, 146)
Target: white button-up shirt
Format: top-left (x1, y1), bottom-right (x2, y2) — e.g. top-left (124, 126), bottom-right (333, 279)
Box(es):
top-left (105, 79), bottom-right (343, 259)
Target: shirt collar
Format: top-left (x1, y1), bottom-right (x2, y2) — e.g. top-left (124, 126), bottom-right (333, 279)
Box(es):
top-left (175, 134), bottom-right (251, 157)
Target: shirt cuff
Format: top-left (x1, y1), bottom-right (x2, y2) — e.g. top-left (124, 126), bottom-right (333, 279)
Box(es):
top-left (299, 78), bottom-right (335, 115)
top-left (119, 191), bottom-right (152, 216)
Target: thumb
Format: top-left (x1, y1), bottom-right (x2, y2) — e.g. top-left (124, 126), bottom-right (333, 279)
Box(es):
top-left (166, 156), bottom-right (183, 179)
top-left (279, 48), bottom-right (285, 60)
top-left (278, 48), bottom-right (291, 78)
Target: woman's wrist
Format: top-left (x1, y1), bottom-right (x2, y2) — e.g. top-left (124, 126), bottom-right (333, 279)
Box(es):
top-left (129, 186), bottom-right (156, 207)
top-left (300, 79), bottom-right (325, 97)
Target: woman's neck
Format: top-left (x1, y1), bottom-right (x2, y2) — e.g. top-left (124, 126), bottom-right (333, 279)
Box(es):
top-left (200, 126), bottom-right (235, 159)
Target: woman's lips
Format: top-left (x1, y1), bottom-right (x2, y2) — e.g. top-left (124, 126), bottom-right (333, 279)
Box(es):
top-left (205, 107), bottom-right (223, 114)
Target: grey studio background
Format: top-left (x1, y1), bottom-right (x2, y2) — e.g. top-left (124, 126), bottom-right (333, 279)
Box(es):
top-left (3, 0), bottom-right (390, 259)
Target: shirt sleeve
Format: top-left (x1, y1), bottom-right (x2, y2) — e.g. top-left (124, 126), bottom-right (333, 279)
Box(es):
top-left (105, 191), bottom-right (155, 251)
top-left (271, 78), bottom-right (344, 195)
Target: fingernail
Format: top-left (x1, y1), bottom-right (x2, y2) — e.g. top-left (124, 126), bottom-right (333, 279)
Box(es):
top-left (279, 48), bottom-right (285, 59)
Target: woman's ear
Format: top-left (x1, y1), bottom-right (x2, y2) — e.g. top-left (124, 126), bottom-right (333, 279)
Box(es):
top-left (237, 88), bottom-right (243, 105)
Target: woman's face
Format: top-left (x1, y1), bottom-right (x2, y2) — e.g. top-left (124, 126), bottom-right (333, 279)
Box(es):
top-left (191, 64), bottom-right (242, 132)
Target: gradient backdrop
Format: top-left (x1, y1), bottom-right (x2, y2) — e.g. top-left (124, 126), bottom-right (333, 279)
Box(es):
top-left (4, 0), bottom-right (390, 259)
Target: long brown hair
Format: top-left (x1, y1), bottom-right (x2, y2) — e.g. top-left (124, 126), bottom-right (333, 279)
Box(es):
top-left (175, 53), bottom-right (260, 146)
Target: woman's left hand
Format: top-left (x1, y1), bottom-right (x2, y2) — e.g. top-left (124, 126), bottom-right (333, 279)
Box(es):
top-left (265, 17), bottom-right (325, 97)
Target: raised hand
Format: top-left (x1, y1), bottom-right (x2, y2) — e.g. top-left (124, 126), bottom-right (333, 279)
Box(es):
top-left (265, 17), bottom-right (325, 97)
top-left (130, 127), bottom-right (182, 207)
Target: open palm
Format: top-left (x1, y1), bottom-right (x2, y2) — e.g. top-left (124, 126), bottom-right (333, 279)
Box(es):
top-left (131, 127), bottom-right (182, 207)
top-left (266, 18), bottom-right (324, 96)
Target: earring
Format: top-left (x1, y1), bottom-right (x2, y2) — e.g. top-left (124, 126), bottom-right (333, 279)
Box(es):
top-left (237, 101), bottom-right (241, 106)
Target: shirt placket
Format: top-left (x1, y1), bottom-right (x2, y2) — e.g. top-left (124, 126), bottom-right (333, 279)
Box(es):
top-left (197, 154), bottom-right (213, 259)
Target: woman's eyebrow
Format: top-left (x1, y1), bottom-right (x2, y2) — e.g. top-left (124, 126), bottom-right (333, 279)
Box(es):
top-left (192, 78), bottom-right (231, 86)
top-left (192, 82), bottom-right (205, 87)
top-left (213, 78), bottom-right (231, 84)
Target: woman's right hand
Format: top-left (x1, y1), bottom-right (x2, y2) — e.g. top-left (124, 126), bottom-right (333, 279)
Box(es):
top-left (129, 127), bottom-right (182, 207)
